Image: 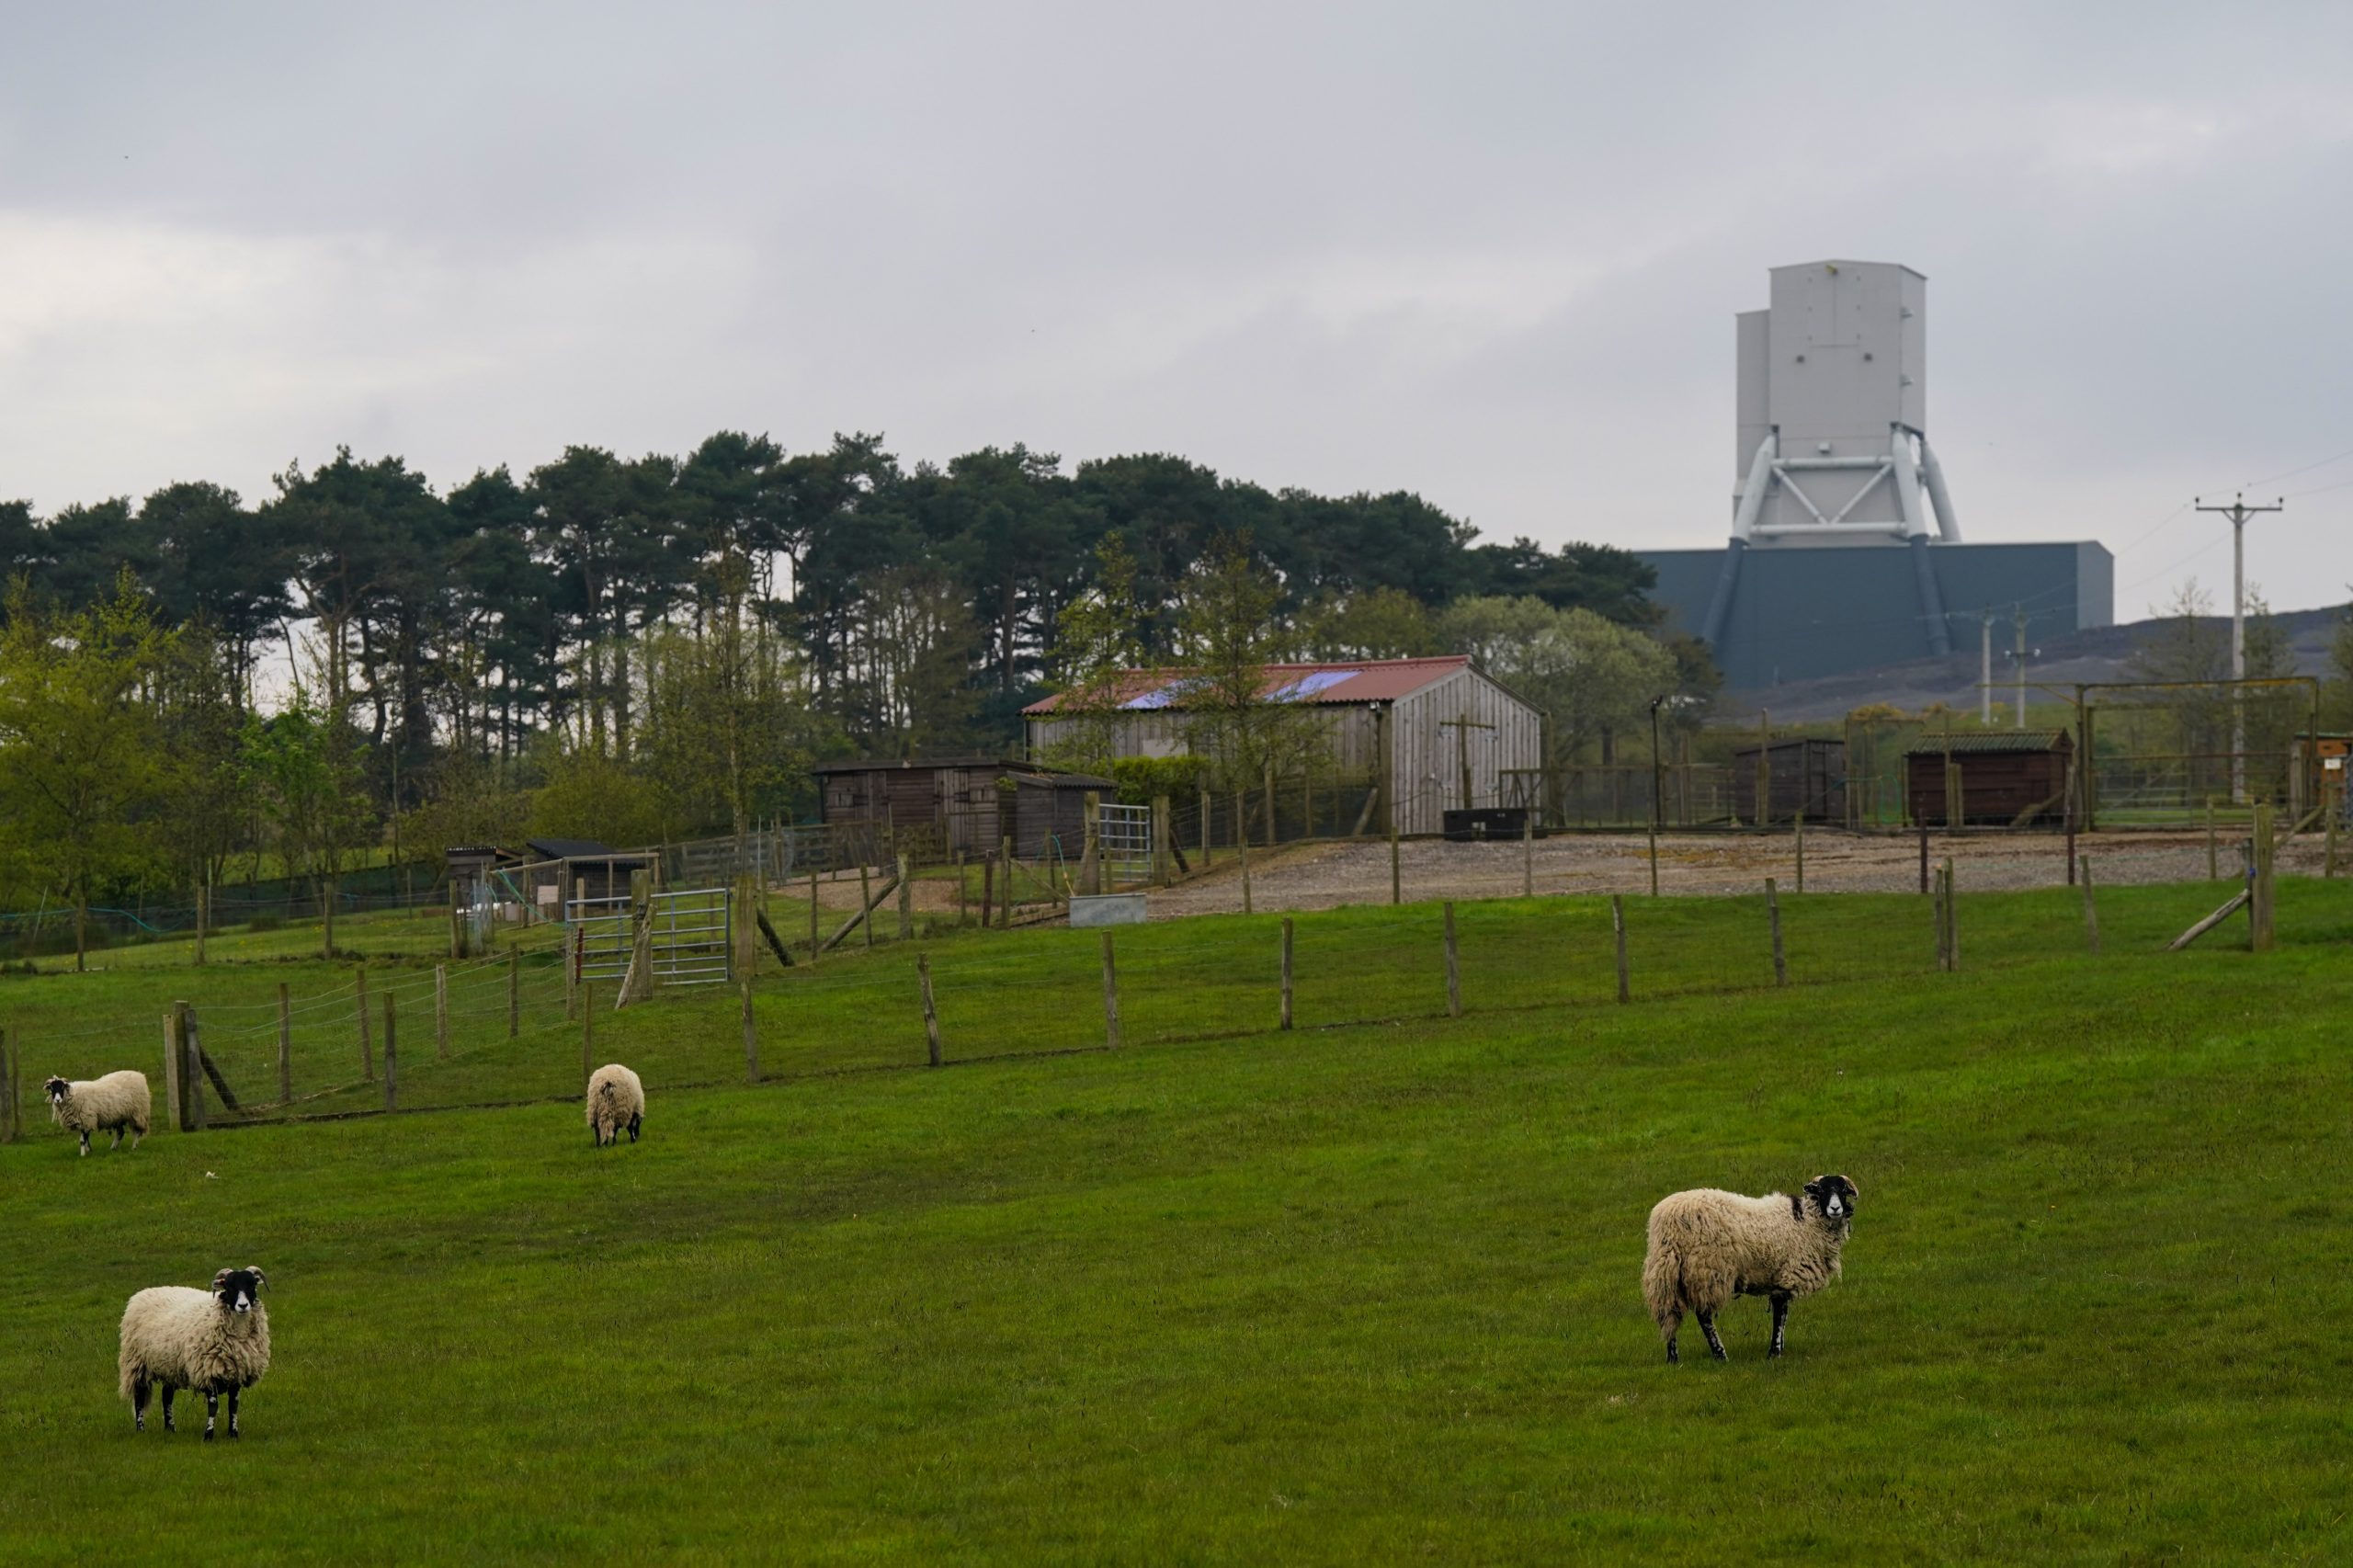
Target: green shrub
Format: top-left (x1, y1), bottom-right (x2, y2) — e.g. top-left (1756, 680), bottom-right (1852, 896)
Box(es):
top-left (1108, 756), bottom-right (1211, 805)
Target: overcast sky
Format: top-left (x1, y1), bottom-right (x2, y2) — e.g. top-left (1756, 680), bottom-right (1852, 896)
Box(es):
top-left (4, 2), bottom-right (2349, 618)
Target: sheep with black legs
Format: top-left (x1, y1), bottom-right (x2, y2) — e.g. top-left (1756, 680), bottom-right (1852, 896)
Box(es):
top-left (1642, 1175), bottom-right (1858, 1363)
top-left (45, 1072), bottom-right (151, 1155)
top-left (119, 1267), bottom-right (270, 1439)
top-left (585, 1062), bottom-right (643, 1147)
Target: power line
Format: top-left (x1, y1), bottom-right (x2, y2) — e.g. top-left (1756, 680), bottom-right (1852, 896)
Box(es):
top-left (2242, 445), bottom-right (2353, 490)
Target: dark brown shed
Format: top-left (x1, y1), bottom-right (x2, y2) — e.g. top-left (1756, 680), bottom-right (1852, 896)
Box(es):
top-left (1904, 730), bottom-right (2076, 826)
top-left (1731, 737), bottom-right (1846, 824)
top-left (813, 756), bottom-right (1113, 858)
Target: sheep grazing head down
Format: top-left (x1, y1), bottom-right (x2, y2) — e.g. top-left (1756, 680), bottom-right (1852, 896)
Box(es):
top-left (44, 1075), bottom-right (69, 1107)
top-left (1802, 1175), bottom-right (1859, 1227)
top-left (212, 1267), bottom-right (267, 1314)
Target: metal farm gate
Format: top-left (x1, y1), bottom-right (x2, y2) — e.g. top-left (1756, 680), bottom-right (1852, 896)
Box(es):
top-left (568, 887), bottom-right (734, 987)
top-left (1096, 803), bottom-right (1154, 886)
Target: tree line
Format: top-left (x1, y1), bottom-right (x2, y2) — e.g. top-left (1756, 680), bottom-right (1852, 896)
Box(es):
top-left (0, 432), bottom-right (1721, 960)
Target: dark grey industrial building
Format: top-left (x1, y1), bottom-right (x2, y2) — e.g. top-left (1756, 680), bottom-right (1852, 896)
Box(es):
top-left (1643, 540), bottom-right (2113, 689)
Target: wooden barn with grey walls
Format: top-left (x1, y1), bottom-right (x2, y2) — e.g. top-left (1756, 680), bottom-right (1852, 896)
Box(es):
top-left (1020, 655), bottom-right (1541, 835)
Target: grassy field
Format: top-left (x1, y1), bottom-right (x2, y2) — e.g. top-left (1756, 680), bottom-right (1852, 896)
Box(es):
top-left (4, 881), bottom-right (2350, 1562)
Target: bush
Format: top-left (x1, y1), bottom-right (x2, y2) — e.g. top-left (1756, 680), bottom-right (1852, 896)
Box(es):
top-left (1108, 756), bottom-right (1211, 805)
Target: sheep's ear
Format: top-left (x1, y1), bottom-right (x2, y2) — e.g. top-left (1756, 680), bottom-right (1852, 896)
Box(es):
top-left (248, 1267), bottom-right (267, 1291)
top-left (1802, 1177), bottom-right (1824, 1199)
top-left (212, 1269), bottom-right (233, 1292)
top-left (1837, 1176), bottom-right (1858, 1195)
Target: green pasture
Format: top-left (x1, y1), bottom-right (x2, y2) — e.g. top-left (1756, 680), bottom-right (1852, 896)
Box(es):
top-left (3, 881), bottom-right (2349, 1562)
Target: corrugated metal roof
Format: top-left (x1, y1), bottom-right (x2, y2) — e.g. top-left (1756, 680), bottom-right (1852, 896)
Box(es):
top-left (1021, 656), bottom-right (1470, 716)
top-left (1901, 729), bottom-right (2074, 756)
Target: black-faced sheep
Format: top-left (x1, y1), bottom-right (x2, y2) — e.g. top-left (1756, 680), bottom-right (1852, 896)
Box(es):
top-left (45, 1072), bottom-right (151, 1155)
top-left (585, 1062), bottom-right (643, 1147)
top-left (119, 1267), bottom-right (270, 1439)
top-left (1642, 1175), bottom-right (1858, 1363)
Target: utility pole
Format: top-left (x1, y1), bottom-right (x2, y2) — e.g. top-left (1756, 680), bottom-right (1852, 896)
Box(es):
top-left (2012, 604), bottom-right (2028, 730)
top-left (2195, 493), bottom-right (2284, 803)
top-left (1980, 611), bottom-right (1994, 725)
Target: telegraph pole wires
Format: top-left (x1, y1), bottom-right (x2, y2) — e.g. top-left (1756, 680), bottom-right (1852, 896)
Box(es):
top-left (2194, 493), bottom-right (2284, 803)
top-left (1980, 611), bottom-right (1994, 725)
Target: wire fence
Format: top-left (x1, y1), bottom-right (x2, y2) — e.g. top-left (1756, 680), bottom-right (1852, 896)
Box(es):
top-left (6, 855), bottom-right (2345, 1145)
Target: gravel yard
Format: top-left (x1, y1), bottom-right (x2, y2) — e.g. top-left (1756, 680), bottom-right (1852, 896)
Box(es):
top-left (1141, 826), bottom-right (2331, 917)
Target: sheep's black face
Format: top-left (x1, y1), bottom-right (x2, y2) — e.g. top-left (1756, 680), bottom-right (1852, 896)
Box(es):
top-left (212, 1267), bottom-right (266, 1315)
top-left (44, 1077), bottom-right (68, 1106)
top-left (1805, 1175), bottom-right (1859, 1224)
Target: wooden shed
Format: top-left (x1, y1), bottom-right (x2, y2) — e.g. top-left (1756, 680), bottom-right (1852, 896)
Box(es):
top-left (813, 756), bottom-right (1112, 859)
top-left (1731, 737), bottom-right (1846, 824)
top-left (1904, 731), bottom-right (2076, 826)
top-left (1019, 655), bottom-right (1541, 835)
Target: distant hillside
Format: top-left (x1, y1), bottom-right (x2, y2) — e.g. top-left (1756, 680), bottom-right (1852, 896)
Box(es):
top-left (1723, 604), bottom-right (2347, 722)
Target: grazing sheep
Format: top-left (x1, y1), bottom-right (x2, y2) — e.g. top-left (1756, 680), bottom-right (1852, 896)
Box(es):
top-left (45, 1072), bottom-right (152, 1156)
top-left (1642, 1175), bottom-right (1858, 1364)
top-left (585, 1063), bottom-right (644, 1147)
top-left (119, 1267), bottom-right (270, 1439)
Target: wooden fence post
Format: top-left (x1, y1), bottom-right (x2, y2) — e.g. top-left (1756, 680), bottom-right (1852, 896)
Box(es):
top-left (1646, 812), bottom-right (1659, 897)
top-left (184, 1006), bottom-right (206, 1132)
top-left (1918, 822), bottom-right (1929, 894)
top-left (1199, 788), bottom-right (1213, 869)
top-left (1390, 820), bottom-right (1402, 906)
top-left (2251, 802), bottom-right (2277, 952)
top-left (277, 983), bottom-right (292, 1106)
top-left (1239, 814), bottom-right (1254, 916)
top-left (1080, 792), bottom-right (1102, 897)
top-left (435, 966), bottom-right (450, 1060)
top-left (2078, 856), bottom-right (2101, 954)
top-left (858, 863), bottom-right (874, 949)
top-left (896, 854), bottom-right (914, 940)
top-left (2206, 799), bottom-right (2218, 880)
top-left (163, 1004), bottom-right (187, 1131)
top-left (2325, 803), bottom-right (2339, 879)
top-left (1794, 812), bottom-right (1805, 893)
top-left (1099, 932), bottom-right (1121, 1050)
top-left (1442, 903), bottom-right (1462, 1018)
top-left (1521, 813), bottom-right (1534, 898)
top-left (581, 981), bottom-right (594, 1092)
top-left (981, 854), bottom-right (995, 926)
top-left (356, 965), bottom-right (375, 1082)
top-left (1943, 859), bottom-right (1960, 971)
top-left (1154, 795), bottom-right (1173, 887)
top-left (1000, 836), bottom-right (1015, 929)
top-left (1279, 918), bottom-right (1294, 1030)
top-left (743, 979), bottom-right (760, 1083)
top-left (1610, 895), bottom-right (1630, 1004)
top-left (382, 994), bottom-right (397, 1112)
top-left (507, 949), bottom-right (521, 1040)
top-left (195, 883), bottom-right (209, 967)
top-left (809, 867), bottom-right (822, 956)
top-left (918, 956), bottom-right (942, 1067)
top-left (1766, 877), bottom-right (1788, 986)
top-left (1263, 761), bottom-right (1278, 846)
top-left (955, 853), bottom-right (967, 926)
top-left (449, 878), bottom-right (463, 960)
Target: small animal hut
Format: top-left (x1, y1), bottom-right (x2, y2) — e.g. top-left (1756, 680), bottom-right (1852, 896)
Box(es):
top-left (1904, 730), bottom-right (2076, 826)
top-left (1731, 737), bottom-right (1846, 824)
top-left (813, 756), bottom-right (1113, 860)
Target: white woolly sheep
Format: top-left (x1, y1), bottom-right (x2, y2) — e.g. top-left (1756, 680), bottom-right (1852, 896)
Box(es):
top-left (119, 1267), bottom-right (271, 1439)
top-left (585, 1062), bottom-right (644, 1147)
top-left (45, 1071), bottom-right (151, 1156)
top-left (1641, 1175), bottom-right (1858, 1363)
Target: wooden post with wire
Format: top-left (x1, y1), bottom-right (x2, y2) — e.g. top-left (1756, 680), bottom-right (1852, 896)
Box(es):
top-left (1610, 896), bottom-right (1630, 1003)
top-left (1279, 918), bottom-right (1294, 1030)
top-left (381, 994), bottom-right (397, 1112)
top-left (580, 981), bottom-right (594, 1092)
top-left (184, 1006), bottom-right (206, 1132)
top-left (2206, 799), bottom-right (2218, 880)
top-left (436, 965), bottom-right (450, 1060)
top-left (1794, 812), bottom-right (1805, 893)
top-left (507, 949), bottom-right (520, 1039)
top-left (2078, 856), bottom-right (2101, 955)
top-left (1442, 902), bottom-right (1462, 1018)
top-left (896, 854), bottom-right (914, 940)
top-left (195, 882), bottom-right (209, 967)
top-left (858, 863), bottom-right (874, 949)
top-left (742, 979), bottom-right (760, 1083)
top-left (1521, 812), bottom-right (1534, 898)
top-left (1766, 878), bottom-right (1788, 986)
top-left (918, 956), bottom-right (941, 1067)
top-left (356, 965), bottom-right (374, 1082)
top-left (1390, 819), bottom-right (1402, 906)
top-left (1239, 801), bottom-right (1254, 915)
top-left (2251, 802), bottom-right (2277, 951)
top-left (277, 983), bottom-right (292, 1106)
top-left (1099, 933), bottom-right (1121, 1050)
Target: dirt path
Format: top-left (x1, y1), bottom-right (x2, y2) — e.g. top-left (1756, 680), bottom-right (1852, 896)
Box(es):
top-left (1140, 828), bottom-right (2325, 918)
